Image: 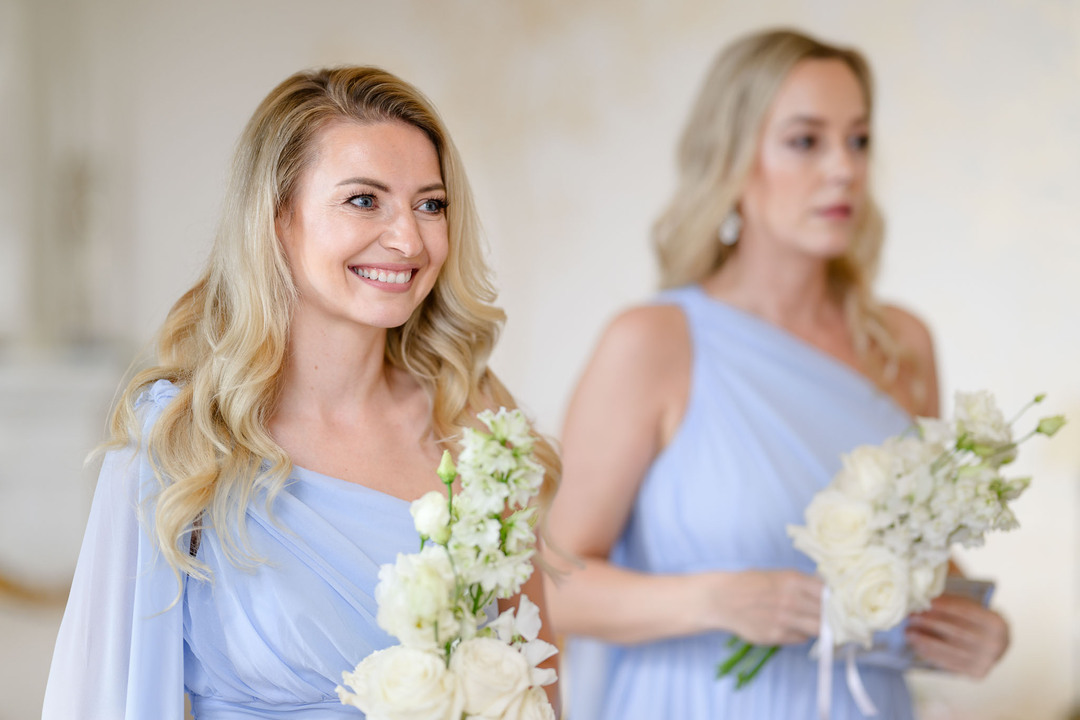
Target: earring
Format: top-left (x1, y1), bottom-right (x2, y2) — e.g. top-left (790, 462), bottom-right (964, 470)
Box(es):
top-left (718, 209), bottom-right (741, 246)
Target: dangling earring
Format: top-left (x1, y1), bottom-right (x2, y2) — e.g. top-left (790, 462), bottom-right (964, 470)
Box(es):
top-left (718, 208), bottom-right (742, 246)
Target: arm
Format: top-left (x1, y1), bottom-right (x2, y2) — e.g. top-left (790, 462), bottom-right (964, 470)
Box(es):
top-left (885, 307), bottom-right (1010, 676)
top-left (42, 389), bottom-right (187, 719)
top-left (544, 306), bottom-right (821, 646)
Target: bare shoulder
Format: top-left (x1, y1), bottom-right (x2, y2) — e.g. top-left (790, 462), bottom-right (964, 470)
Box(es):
top-left (595, 303), bottom-right (690, 374)
top-left (881, 303), bottom-right (940, 416)
top-left (881, 304), bottom-right (935, 364)
top-left (575, 302), bottom-right (691, 446)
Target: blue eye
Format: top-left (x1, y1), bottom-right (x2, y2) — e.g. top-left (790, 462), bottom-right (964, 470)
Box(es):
top-left (348, 194), bottom-right (375, 209)
top-left (419, 198), bottom-right (448, 214)
top-left (788, 135), bottom-right (817, 151)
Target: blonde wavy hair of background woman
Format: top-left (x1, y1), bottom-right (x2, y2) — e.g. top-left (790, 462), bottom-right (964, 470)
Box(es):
top-left (105, 66), bottom-right (560, 587)
top-left (654, 28), bottom-right (910, 391)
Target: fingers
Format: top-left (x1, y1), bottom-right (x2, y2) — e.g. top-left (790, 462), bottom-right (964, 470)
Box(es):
top-left (906, 628), bottom-right (977, 675)
top-left (906, 601), bottom-right (1009, 678)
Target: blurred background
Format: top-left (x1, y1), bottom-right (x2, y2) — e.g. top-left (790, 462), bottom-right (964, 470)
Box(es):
top-left (1, 0), bottom-right (1077, 718)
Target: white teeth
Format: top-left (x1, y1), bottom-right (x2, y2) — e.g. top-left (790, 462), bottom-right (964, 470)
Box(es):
top-left (354, 267), bottom-right (412, 284)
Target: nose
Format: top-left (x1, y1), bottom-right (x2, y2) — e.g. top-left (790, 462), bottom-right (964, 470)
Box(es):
top-left (826, 142), bottom-right (859, 187)
top-left (379, 206), bottom-right (424, 258)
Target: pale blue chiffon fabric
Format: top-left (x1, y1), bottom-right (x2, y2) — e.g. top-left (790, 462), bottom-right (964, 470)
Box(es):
top-left (566, 285), bottom-right (916, 720)
top-left (43, 379), bottom-right (415, 719)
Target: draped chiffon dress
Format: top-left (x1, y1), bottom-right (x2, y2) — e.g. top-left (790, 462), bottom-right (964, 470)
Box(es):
top-left (43, 379), bottom-right (415, 719)
top-left (566, 285), bottom-right (916, 720)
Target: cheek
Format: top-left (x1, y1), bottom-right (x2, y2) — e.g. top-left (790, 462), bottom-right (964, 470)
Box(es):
top-left (746, 151), bottom-right (811, 220)
top-left (427, 226), bottom-right (451, 272)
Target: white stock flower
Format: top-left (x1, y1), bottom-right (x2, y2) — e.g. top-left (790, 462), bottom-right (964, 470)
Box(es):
top-left (336, 646), bottom-right (464, 720)
top-left (834, 445), bottom-right (895, 502)
top-left (917, 417), bottom-right (956, 449)
top-left (505, 458), bottom-right (546, 510)
top-left (955, 390), bottom-right (1012, 445)
top-left (459, 429), bottom-right (518, 478)
top-left (502, 686), bottom-right (556, 720)
top-left (478, 408), bottom-right (536, 453)
top-left (450, 637), bottom-right (531, 718)
top-left (828, 546), bottom-right (909, 648)
top-left (375, 546), bottom-right (461, 650)
top-left (410, 491), bottom-right (451, 545)
top-left (503, 508), bottom-right (538, 555)
top-left (788, 490), bottom-right (874, 573)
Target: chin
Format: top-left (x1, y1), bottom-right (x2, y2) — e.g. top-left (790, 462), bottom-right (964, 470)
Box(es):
top-left (804, 231), bottom-right (854, 259)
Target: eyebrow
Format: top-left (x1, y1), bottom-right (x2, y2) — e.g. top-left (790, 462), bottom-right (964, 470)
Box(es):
top-left (335, 176), bottom-right (446, 194)
top-left (782, 114), bottom-right (869, 128)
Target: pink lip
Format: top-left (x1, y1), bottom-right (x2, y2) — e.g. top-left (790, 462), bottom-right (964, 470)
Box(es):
top-left (818, 204), bottom-right (852, 219)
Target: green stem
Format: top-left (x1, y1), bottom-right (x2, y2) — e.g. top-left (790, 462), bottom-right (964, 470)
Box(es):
top-left (1007, 395), bottom-right (1044, 427)
top-left (716, 640), bottom-right (752, 678)
top-left (736, 645), bottom-right (779, 689)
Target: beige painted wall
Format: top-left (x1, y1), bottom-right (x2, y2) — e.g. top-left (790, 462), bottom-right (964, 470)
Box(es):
top-left (2, 1), bottom-right (1078, 718)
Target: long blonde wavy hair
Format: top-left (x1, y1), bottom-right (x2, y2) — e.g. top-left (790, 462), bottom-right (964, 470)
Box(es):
top-left (106, 66), bottom-right (560, 583)
top-left (654, 28), bottom-right (905, 387)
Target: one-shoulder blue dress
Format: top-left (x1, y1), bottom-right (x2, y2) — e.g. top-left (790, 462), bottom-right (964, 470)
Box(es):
top-left (43, 379), bottom-right (416, 719)
top-left (566, 285), bottom-right (916, 720)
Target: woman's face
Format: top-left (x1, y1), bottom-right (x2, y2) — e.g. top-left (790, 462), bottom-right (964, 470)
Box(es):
top-left (739, 59), bottom-right (870, 259)
top-left (277, 120), bottom-right (449, 333)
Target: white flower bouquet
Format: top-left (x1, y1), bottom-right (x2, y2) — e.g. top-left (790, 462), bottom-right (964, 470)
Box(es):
top-left (337, 408), bottom-right (557, 720)
top-left (718, 391), bottom-right (1064, 692)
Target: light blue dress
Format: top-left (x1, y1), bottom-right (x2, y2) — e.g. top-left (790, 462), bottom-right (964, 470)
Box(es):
top-left (43, 379), bottom-right (416, 719)
top-left (567, 285), bottom-right (915, 719)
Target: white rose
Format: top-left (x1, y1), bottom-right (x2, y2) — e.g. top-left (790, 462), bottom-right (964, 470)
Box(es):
top-left (788, 490), bottom-right (874, 570)
top-left (337, 646), bottom-right (464, 720)
top-left (908, 561), bottom-right (948, 610)
top-left (828, 546), bottom-right (909, 648)
top-left (410, 491), bottom-right (451, 544)
top-left (834, 445), bottom-right (895, 502)
top-left (955, 390), bottom-right (1011, 445)
top-left (375, 546), bottom-right (461, 649)
top-left (502, 686), bottom-right (556, 720)
top-left (450, 637), bottom-right (531, 717)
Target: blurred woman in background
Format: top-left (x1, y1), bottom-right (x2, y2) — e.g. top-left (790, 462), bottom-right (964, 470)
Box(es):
top-left (546, 28), bottom-right (1007, 719)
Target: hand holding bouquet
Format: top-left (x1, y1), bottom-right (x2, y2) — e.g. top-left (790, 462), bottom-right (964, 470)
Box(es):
top-left (337, 409), bottom-right (557, 720)
top-left (718, 390), bottom-right (1064, 696)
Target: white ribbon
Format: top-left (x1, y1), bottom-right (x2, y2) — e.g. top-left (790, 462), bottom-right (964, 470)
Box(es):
top-left (816, 587), bottom-right (879, 719)
top-left (845, 645), bottom-right (878, 716)
top-left (817, 587), bottom-right (833, 720)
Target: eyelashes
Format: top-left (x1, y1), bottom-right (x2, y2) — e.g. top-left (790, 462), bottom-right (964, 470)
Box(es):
top-left (345, 193), bottom-right (449, 214)
top-left (786, 134), bottom-right (871, 152)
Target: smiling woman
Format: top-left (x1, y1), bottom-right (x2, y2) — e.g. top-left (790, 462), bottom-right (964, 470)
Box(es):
top-left (41, 66), bottom-right (560, 720)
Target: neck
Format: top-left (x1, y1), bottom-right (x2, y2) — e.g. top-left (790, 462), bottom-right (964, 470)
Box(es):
top-left (274, 311), bottom-right (396, 425)
top-left (701, 235), bottom-right (840, 332)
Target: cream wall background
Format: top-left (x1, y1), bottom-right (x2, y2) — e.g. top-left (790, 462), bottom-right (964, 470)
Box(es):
top-left (1, 1), bottom-right (1078, 718)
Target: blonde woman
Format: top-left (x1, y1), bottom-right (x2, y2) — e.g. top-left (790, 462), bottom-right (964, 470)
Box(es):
top-left (43, 66), bottom-right (559, 719)
top-left (546, 29), bottom-right (1008, 719)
